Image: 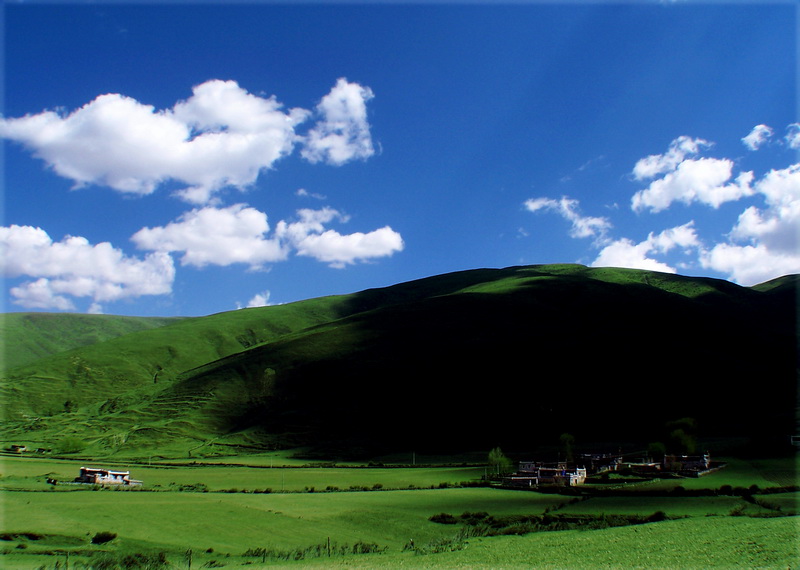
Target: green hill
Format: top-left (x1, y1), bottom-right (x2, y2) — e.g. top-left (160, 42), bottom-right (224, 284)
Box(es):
top-left (0, 312), bottom-right (180, 370)
top-left (1, 265), bottom-right (797, 458)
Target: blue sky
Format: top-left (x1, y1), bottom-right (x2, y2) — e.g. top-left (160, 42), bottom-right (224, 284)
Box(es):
top-left (2, 2), bottom-right (798, 317)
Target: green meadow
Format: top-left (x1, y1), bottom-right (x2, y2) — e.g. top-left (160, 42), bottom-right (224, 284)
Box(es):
top-left (2, 452), bottom-right (798, 568)
top-left (2, 266), bottom-right (798, 567)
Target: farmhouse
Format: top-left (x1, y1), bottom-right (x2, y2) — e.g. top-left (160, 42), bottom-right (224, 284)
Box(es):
top-left (504, 461), bottom-right (587, 488)
top-left (663, 452), bottom-right (711, 475)
top-left (578, 452), bottom-right (623, 473)
top-left (75, 467), bottom-right (142, 486)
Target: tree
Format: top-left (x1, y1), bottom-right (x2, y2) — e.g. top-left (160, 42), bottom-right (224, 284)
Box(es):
top-left (487, 447), bottom-right (513, 476)
top-left (559, 432), bottom-right (575, 463)
top-left (665, 417), bottom-right (697, 454)
top-left (646, 441), bottom-right (666, 462)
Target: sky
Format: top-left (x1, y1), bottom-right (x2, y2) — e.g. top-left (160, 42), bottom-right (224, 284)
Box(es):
top-left (1, 1), bottom-right (798, 317)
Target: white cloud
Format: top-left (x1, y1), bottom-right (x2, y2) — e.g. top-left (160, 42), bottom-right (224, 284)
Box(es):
top-left (741, 124), bottom-right (773, 150)
top-left (700, 163), bottom-right (800, 285)
top-left (0, 78), bottom-right (375, 205)
top-left (301, 78), bottom-right (376, 165)
top-left (632, 136), bottom-right (710, 181)
top-left (0, 225), bottom-right (175, 311)
top-left (699, 243), bottom-right (800, 286)
top-left (527, 130), bottom-right (799, 287)
top-left (524, 196), bottom-right (612, 242)
top-left (632, 153), bottom-right (754, 212)
top-left (785, 123), bottom-right (800, 150)
top-left (591, 222), bottom-right (700, 273)
top-left (135, 204), bottom-right (404, 271)
top-left (246, 290), bottom-right (272, 308)
top-left (296, 188), bottom-right (327, 200)
top-left (132, 204), bottom-right (287, 269)
top-left (275, 208), bottom-right (404, 268)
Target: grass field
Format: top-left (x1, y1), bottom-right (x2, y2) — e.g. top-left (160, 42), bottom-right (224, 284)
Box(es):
top-left (2, 452), bottom-right (798, 568)
top-left (294, 516), bottom-right (800, 568)
top-left (0, 455), bottom-right (486, 491)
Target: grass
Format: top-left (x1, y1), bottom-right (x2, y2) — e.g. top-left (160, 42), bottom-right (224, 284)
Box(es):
top-left (299, 516), bottom-right (800, 568)
top-left (0, 312), bottom-right (180, 370)
top-left (0, 455), bottom-right (486, 492)
top-left (1, 454), bottom-right (798, 568)
top-left (3, 264), bottom-right (796, 460)
top-left (1, 294), bottom-right (350, 420)
top-left (1, 488), bottom-right (567, 551)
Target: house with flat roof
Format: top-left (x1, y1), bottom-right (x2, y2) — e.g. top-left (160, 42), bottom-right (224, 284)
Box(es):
top-left (75, 467), bottom-right (142, 486)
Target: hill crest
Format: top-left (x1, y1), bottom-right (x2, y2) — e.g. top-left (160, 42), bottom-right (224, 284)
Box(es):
top-left (2, 264), bottom-right (797, 458)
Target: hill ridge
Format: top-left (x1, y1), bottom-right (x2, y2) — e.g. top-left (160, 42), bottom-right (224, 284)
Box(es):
top-left (2, 264), bottom-right (796, 458)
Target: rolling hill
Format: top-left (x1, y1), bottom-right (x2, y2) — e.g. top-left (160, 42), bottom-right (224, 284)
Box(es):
top-left (1, 264), bottom-right (797, 458)
top-left (0, 312), bottom-right (181, 370)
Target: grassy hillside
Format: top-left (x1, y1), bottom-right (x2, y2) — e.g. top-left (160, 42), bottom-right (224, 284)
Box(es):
top-left (1, 265), bottom-right (797, 458)
top-left (0, 313), bottom-right (180, 370)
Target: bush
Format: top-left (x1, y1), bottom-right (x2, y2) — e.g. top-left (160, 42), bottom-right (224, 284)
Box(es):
top-left (429, 512), bottom-right (459, 525)
top-left (460, 511), bottom-right (490, 525)
top-left (91, 531), bottom-right (117, 545)
top-left (57, 436), bottom-right (86, 454)
top-left (91, 551), bottom-right (168, 569)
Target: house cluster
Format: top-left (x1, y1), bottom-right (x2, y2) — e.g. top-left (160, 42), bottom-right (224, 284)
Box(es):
top-left (74, 467), bottom-right (142, 486)
top-left (502, 451), bottom-right (713, 489)
top-left (503, 461), bottom-right (588, 488)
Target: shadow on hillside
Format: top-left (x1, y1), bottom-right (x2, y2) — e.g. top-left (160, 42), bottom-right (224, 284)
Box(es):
top-left (191, 269), bottom-right (798, 458)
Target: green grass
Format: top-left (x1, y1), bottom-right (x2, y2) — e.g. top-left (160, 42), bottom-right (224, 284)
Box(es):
top-left (1, 487), bottom-right (567, 551)
top-left (2, 454), bottom-right (798, 568)
top-left (558, 495), bottom-right (770, 517)
top-left (0, 312), bottom-right (180, 370)
top-left (1, 295), bottom-right (350, 418)
top-left (303, 516), bottom-right (799, 568)
top-left (3, 264), bottom-right (795, 460)
top-left (2, 491), bottom-right (796, 568)
top-left (0, 455), bottom-right (485, 491)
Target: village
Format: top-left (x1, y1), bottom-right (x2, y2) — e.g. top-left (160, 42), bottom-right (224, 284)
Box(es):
top-left (501, 451), bottom-right (719, 489)
top-left (6, 441), bottom-right (721, 491)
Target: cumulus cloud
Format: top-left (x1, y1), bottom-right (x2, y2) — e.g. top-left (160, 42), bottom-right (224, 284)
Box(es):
top-left (132, 204), bottom-right (287, 269)
top-left (0, 78), bottom-right (375, 204)
top-left (301, 78), bottom-right (376, 166)
top-left (0, 225), bottom-right (175, 311)
top-left (741, 124), bottom-right (773, 150)
top-left (524, 196), bottom-right (612, 242)
top-left (631, 138), bottom-right (754, 212)
top-left (275, 208), bottom-right (404, 268)
top-left (134, 204), bottom-right (403, 271)
top-left (632, 136), bottom-right (711, 181)
top-left (699, 243), bottom-right (799, 286)
top-left (240, 290), bottom-right (272, 309)
top-left (524, 129), bottom-right (799, 285)
top-left (700, 163), bottom-right (800, 285)
top-left (591, 222), bottom-right (700, 273)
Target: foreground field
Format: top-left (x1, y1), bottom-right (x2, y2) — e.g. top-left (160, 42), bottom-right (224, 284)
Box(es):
top-left (1, 453), bottom-right (797, 568)
top-left (295, 516), bottom-right (800, 568)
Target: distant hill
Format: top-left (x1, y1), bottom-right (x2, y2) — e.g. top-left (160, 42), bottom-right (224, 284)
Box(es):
top-left (0, 312), bottom-right (180, 369)
top-left (1, 265), bottom-right (797, 458)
